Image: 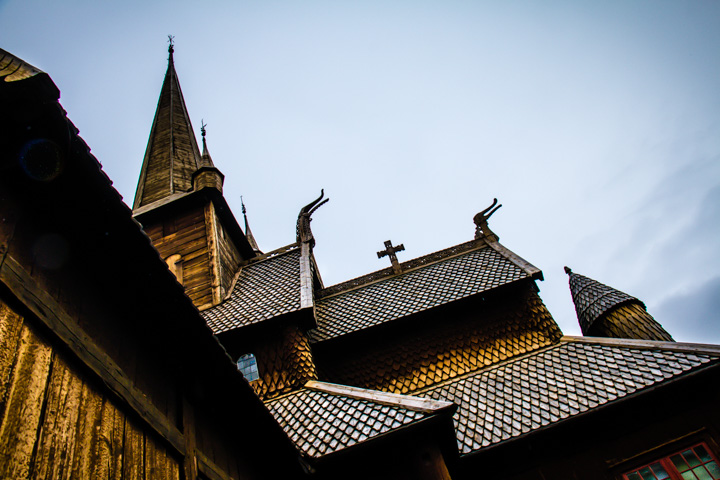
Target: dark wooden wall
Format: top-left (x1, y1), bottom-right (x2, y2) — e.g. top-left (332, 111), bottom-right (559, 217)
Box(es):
top-left (142, 200), bottom-right (243, 311)
top-left (211, 204), bottom-right (243, 302)
top-left (0, 67), bottom-right (305, 478)
top-left (144, 204), bottom-right (215, 308)
top-left (0, 299), bottom-right (180, 479)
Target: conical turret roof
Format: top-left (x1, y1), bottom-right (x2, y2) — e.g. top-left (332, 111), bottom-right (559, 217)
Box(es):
top-left (198, 121), bottom-right (219, 169)
top-left (564, 267), bottom-right (639, 334)
top-left (242, 199), bottom-right (262, 254)
top-left (133, 44), bottom-right (203, 210)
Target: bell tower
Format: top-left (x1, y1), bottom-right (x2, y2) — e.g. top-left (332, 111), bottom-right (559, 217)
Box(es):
top-left (132, 41), bottom-right (257, 309)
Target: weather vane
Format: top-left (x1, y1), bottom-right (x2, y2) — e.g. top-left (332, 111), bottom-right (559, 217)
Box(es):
top-left (201, 119), bottom-right (207, 138)
top-left (168, 35), bottom-right (175, 54)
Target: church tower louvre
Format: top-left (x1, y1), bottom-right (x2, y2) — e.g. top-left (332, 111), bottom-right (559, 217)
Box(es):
top-left (564, 267), bottom-right (674, 341)
top-left (132, 41), bottom-right (257, 309)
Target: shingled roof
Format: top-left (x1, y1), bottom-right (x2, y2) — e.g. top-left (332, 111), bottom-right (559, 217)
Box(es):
top-left (202, 246), bottom-right (304, 333)
top-left (418, 337), bottom-right (720, 455)
top-left (565, 267), bottom-right (641, 334)
top-left (266, 380), bottom-right (454, 459)
top-left (310, 241), bottom-right (539, 342)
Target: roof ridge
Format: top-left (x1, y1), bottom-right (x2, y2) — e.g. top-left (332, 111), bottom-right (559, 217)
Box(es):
top-left (305, 380), bottom-right (455, 414)
top-left (320, 239), bottom-right (487, 299)
top-left (561, 335), bottom-right (720, 356)
top-left (241, 243), bottom-right (300, 266)
top-left (0, 48), bottom-right (43, 82)
top-left (485, 240), bottom-right (542, 280)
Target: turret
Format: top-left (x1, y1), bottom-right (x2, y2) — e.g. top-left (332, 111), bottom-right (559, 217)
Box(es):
top-left (565, 267), bottom-right (673, 341)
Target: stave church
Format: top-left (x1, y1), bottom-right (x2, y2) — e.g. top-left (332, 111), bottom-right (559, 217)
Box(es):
top-left (1, 44), bottom-right (719, 480)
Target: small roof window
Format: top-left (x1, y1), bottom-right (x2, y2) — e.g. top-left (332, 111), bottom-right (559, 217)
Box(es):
top-left (237, 353), bottom-right (259, 382)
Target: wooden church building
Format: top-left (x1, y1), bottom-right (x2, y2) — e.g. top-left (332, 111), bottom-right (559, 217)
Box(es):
top-left (2, 45), bottom-right (720, 480)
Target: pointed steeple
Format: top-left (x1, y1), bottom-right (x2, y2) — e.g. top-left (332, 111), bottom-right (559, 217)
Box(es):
top-left (241, 197), bottom-right (262, 254)
top-left (133, 39), bottom-right (203, 210)
top-left (564, 267), bottom-right (673, 341)
top-left (199, 120), bottom-right (214, 167)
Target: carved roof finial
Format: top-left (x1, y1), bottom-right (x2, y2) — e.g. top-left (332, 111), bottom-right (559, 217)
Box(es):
top-left (200, 119), bottom-right (208, 151)
top-left (473, 198), bottom-right (502, 242)
top-left (297, 190), bottom-right (329, 248)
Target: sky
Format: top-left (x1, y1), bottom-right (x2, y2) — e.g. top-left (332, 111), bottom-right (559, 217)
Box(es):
top-left (2, 0), bottom-right (719, 343)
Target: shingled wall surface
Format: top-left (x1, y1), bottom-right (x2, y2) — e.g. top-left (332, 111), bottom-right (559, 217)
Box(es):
top-left (314, 286), bottom-right (562, 395)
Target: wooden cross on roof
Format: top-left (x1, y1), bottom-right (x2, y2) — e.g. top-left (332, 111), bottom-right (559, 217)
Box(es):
top-left (377, 240), bottom-right (405, 275)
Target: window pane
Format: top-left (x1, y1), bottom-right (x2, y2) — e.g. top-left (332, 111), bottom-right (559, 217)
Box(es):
top-left (626, 472), bottom-right (643, 480)
top-left (686, 451), bottom-right (703, 468)
top-left (639, 467), bottom-right (655, 480)
top-left (674, 454), bottom-right (691, 472)
top-left (237, 353), bottom-right (259, 381)
top-left (693, 467), bottom-right (712, 480)
top-left (682, 471), bottom-right (698, 480)
top-left (706, 462), bottom-right (720, 479)
top-left (650, 463), bottom-right (670, 480)
top-left (696, 446), bottom-right (713, 464)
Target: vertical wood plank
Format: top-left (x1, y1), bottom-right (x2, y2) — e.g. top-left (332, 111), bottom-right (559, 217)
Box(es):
top-left (0, 300), bottom-right (24, 421)
top-left (123, 417), bottom-right (145, 480)
top-left (205, 202), bottom-right (222, 304)
top-left (182, 398), bottom-right (198, 480)
top-left (0, 324), bottom-right (53, 479)
top-left (145, 433), bottom-right (180, 480)
top-left (90, 397), bottom-right (125, 480)
top-left (32, 355), bottom-right (83, 480)
top-left (70, 381), bottom-right (104, 478)
top-left (108, 403), bottom-right (126, 480)
top-left (144, 434), bottom-right (163, 480)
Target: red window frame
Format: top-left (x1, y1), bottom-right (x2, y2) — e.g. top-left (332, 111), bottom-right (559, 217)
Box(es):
top-left (623, 442), bottom-right (720, 480)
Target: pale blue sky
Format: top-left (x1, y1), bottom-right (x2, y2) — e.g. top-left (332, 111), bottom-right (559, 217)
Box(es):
top-left (2, 0), bottom-right (719, 342)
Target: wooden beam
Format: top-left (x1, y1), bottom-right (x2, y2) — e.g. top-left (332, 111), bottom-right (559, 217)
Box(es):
top-left (306, 380), bottom-right (455, 414)
top-left (299, 243), bottom-right (313, 310)
top-left (561, 336), bottom-right (720, 356)
top-left (197, 450), bottom-right (236, 480)
top-left (0, 253), bottom-right (186, 456)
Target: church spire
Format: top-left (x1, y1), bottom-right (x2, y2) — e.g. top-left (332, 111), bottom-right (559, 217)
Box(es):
top-left (564, 267), bottom-right (673, 342)
top-left (133, 39), bottom-right (203, 211)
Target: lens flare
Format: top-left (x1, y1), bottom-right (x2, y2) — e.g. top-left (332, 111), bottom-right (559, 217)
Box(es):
top-left (19, 139), bottom-right (64, 182)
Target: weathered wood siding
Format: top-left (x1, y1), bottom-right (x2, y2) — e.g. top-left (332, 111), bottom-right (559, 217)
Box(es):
top-left (213, 207), bottom-right (243, 300)
top-left (0, 300), bottom-right (181, 480)
top-left (144, 205), bottom-right (215, 308)
top-left (143, 201), bottom-right (244, 309)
